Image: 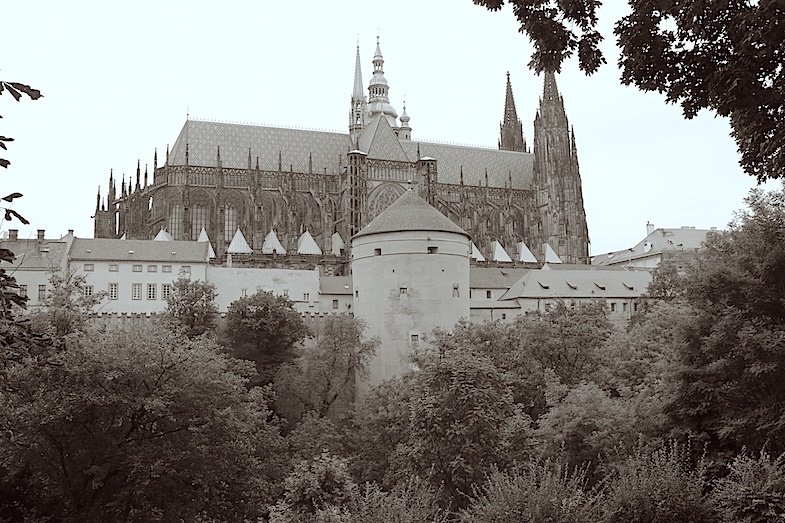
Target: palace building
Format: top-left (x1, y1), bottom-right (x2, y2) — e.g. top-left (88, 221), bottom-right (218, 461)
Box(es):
top-left (93, 38), bottom-right (590, 265)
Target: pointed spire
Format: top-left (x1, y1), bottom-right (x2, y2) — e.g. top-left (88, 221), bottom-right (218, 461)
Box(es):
top-left (216, 146), bottom-right (221, 168)
top-left (153, 148), bottom-right (158, 171)
top-left (165, 144), bottom-right (170, 166)
top-left (144, 165), bottom-right (149, 188)
top-left (353, 41), bottom-right (364, 97)
top-left (248, 148), bottom-right (252, 170)
top-left (537, 70), bottom-right (568, 128)
top-left (499, 71), bottom-right (526, 152)
top-left (121, 174), bottom-right (127, 197)
top-left (108, 169), bottom-right (116, 202)
top-left (96, 186), bottom-right (101, 212)
top-left (185, 143), bottom-right (190, 166)
top-left (135, 160), bottom-right (141, 191)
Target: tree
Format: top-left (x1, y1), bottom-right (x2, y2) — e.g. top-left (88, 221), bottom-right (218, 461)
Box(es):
top-left (472, 1), bottom-right (785, 180)
top-left (669, 186), bottom-right (785, 457)
top-left (29, 269), bottom-right (105, 338)
top-left (164, 276), bottom-right (218, 337)
top-left (224, 290), bottom-right (310, 385)
top-left (275, 315), bottom-right (378, 418)
top-left (460, 460), bottom-right (603, 523)
top-left (712, 450), bottom-right (785, 523)
top-left (0, 321), bottom-right (288, 521)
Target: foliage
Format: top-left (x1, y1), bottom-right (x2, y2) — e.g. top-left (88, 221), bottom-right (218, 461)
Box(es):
top-left (603, 443), bottom-right (717, 523)
top-left (346, 376), bottom-right (413, 488)
top-left (514, 301), bottom-right (613, 387)
top-left (472, 1), bottom-right (785, 180)
top-left (403, 341), bottom-right (527, 510)
top-left (646, 262), bottom-right (689, 301)
top-left (225, 290), bottom-right (309, 385)
top-left (712, 450), bottom-right (785, 523)
top-left (0, 321), bottom-right (287, 521)
top-left (460, 460), bottom-right (603, 523)
top-left (669, 186), bottom-right (785, 457)
top-left (164, 276), bottom-right (218, 337)
top-left (30, 269), bottom-right (105, 338)
top-left (1, 79), bottom-right (42, 171)
top-left (471, 0), bottom-right (605, 74)
top-left (275, 315), bottom-right (379, 418)
top-left (270, 451), bottom-right (357, 520)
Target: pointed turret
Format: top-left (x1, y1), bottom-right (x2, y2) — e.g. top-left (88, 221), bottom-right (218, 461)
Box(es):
top-left (349, 42), bottom-right (368, 145)
top-left (95, 186), bottom-right (101, 213)
top-left (135, 160), bottom-right (141, 191)
top-left (367, 36), bottom-right (398, 127)
top-left (108, 169), bottom-right (116, 203)
top-left (499, 72), bottom-right (527, 152)
top-left (399, 101), bottom-right (411, 140)
top-left (529, 70), bottom-right (590, 264)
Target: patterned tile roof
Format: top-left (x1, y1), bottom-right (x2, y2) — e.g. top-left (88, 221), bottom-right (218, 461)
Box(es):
top-left (169, 119), bottom-right (351, 173)
top-left (70, 238), bottom-right (209, 263)
top-left (166, 119), bottom-right (533, 190)
top-left (402, 141), bottom-right (533, 190)
top-left (353, 189), bottom-right (470, 240)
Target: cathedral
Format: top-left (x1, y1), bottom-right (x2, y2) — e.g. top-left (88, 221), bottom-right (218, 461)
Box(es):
top-left (93, 38), bottom-right (590, 265)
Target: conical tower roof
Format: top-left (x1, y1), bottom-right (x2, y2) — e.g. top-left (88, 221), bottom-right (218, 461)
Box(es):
top-left (353, 189), bottom-right (470, 240)
top-left (297, 229), bottom-right (322, 255)
top-left (227, 228), bottom-right (254, 254)
top-left (197, 227), bottom-right (216, 258)
top-left (153, 227), bottom-right (173, 241)
top-left (261, 229), bottom-right (287, 255)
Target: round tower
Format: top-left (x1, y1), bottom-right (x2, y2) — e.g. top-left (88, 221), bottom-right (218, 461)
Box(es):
top-left (351, 190), bottom-right (471, 390)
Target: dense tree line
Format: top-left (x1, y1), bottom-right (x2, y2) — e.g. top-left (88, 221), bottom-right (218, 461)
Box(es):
top-left (2, 185), bottom-right (785, 521)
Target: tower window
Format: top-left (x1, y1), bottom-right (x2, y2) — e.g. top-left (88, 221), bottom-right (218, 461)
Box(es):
top-left (410, 334), bottom-right (419, 347)
top-left (453, 284), bottom-right (459, 298)
top-left (428, 246), bottom-right (438, 254)
top-left (400, 287), bottom-right (408, 295)
top-left (486, 290), bottom-right (492, 299)
top-left (374, 248), bottom-right (382, 256)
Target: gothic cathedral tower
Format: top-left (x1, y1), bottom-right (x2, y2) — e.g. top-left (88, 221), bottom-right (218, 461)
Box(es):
top-left (530, 71), bottom-right (590, 264)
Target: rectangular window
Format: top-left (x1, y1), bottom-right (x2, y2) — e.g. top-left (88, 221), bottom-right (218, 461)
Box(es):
top-left (224, 206), bottom-right (237, 243)
top-left (168, 204), bottom-right (183, 240)
top-left (109, 264), bottom-right (119, 272)
top-left (132, 283), bottom-right (142, 300)
top-left (623, 302), bottom-right (628, 312)
top-left (410, 334), bottom-right (419, 347)
top-left (400, 287), bottom-right (408, 295)
top-left (303, 293), bottom-right (310, 301)
top-left (83, 285), bottom-right (93, 297)
top-left (162, 265), bottom-right (172, 273)
top-left (633, 302), bottom-right (639, 312)
top-left (38, 284), bottom-right (46, 301)
top-left (282, 289), bottom-right (289, 297)
top-left (132, 264), bottom-right (142, 272)
top-left (84, 263), bottom-right (94, 272)
top-left (18, 284), bottom-right (27, 298)
top-left (147, 284), bottom-right (156, 300)
top-left (427, 246), bottom-right (438, 254)
top-left (108, 283), bottom-right (118, 300)
top-left (147, 265), bottom-right (157, 273)
top-left (453, 284), bottom-right (459, 298)
top-left (191, 205), bottom-right (208, 240)
top-left (162, 283), bottom-right (172, 300)
top-left (610, 302), bottom-right (617, 312)
top-left (374, 248), bottom-right (382, 256)
top-left (181, 265), bottom-right (191, 274)
top-left (486, 290), bottom-right (492, 299)
top-left (355, 289), bottom-right (359, 298)
top-left (469, 289), bottom-right (473, 299)
top-left (501, 313), bottom-right (507, 320)
top-left (241, 288), bottom-right (247, 297)
top-left (332, 299), bottom-right (339, 310)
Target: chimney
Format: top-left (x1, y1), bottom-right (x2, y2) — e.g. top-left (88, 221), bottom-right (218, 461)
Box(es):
top-left (37, 229), bottom-right (45, 240)
top-left (67, 229), bottom-right (74, 236)
top-left (646, 222), bottom-right (655, 235)
top-left (8, 229), bottom-right (18, 241)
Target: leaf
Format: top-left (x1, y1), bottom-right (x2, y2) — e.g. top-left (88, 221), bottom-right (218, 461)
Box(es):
top-left (8, 82), bottom-right (43, 100)
top-left (0, 158), bottom-right (9, 169)
top-left (6, 209), bottom-right (29, 225)
top-left (0, 248), bottom-right (15, 263)
top-left (2, 192), bottom-right (23, 202)
top-left (3, 83), bottom-right (21, 101)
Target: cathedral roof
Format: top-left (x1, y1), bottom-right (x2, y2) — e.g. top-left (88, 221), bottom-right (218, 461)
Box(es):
top-left (353, 189), bottom-right (470, 240)
top-left (169, 119), bottom-right (350, 172)
top-left (166, 119), bottom-right (532, 190)
top-left (359, 115), bottom-right (411, 162)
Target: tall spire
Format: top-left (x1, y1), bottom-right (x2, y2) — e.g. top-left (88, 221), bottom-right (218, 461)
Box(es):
top-left (349, 41), bottom-right (368, 144)
top-left (499, 72), bottom-right (526, 152)
top-left (367, 36), bottom-right (398, 126)
top-left (538, 70), bottom-right (568, 127)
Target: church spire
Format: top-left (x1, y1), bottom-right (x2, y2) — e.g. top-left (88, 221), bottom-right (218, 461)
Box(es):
top-left (367, 36), bottom-right (398, 126)
top-left (349, 41), bottom-right (368, 145)
top-left (499, 72), bottom-right (526, 152)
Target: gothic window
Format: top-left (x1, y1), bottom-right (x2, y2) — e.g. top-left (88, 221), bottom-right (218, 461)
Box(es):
top-left (169, 204), bottom-right (183, 240)
top-left (368, 184), bottom-right (404, 221)
top-left (224, 205), bottom-right (237, 241)
top-left (190, 192), bottom-right (211, 240)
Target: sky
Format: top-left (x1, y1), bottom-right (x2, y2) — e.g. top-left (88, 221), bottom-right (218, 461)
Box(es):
top-left (2, 1), bottom-right (778, 256)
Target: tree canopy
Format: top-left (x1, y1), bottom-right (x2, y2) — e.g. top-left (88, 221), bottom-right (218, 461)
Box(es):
top-left (472, 0), bottom-right (785, 180)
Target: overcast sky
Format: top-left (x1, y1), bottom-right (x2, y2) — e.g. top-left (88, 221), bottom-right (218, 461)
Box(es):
top-left (3, 1), bottom-right (776, 255)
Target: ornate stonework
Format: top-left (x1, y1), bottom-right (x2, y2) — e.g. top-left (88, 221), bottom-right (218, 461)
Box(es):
top-left (94, 41), bottom-right (589, 265)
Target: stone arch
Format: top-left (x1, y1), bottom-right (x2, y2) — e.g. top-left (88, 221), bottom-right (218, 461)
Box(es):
top-left (368, 183), bottom-right (406, 221)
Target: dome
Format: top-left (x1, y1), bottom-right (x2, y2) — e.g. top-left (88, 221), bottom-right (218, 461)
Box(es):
top-left (353, 190), bottom-right (470, 240)
top-left (369, 75), bottom-right (388, 86)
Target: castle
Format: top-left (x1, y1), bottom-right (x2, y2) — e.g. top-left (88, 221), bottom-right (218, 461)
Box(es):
top-left (93, 38), bottom-right (590, 265)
